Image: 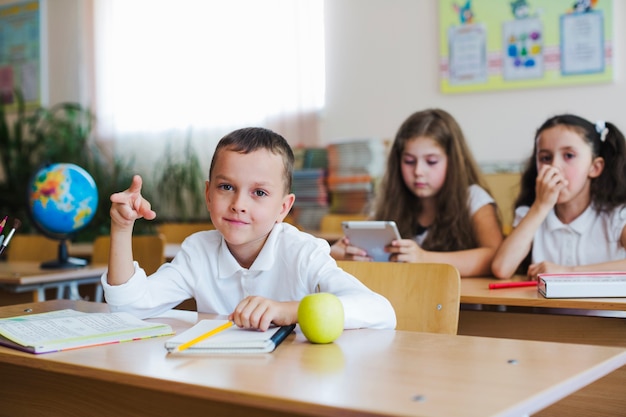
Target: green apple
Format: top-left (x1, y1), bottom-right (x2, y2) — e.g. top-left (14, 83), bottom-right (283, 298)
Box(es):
top-left (298, 293), bottom-right (344, 344)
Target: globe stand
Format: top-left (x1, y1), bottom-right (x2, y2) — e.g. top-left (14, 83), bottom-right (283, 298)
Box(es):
top-left (41, 239), bottom-right (88, 269)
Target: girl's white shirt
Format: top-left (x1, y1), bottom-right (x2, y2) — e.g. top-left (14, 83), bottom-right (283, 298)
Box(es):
top-left (514, 203), bottom-right (626, 266)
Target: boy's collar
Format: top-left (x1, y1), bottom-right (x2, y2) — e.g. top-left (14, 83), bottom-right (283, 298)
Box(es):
top-left (217, 223), bottom-right (283, 277)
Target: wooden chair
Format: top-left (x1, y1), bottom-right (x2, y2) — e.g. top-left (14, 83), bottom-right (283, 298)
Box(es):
top-left (337, 261), bottom-right (461, 334)
top-left (156, 222), bottom-right (214, 244)
top-left (483, 172), bottom-right (521, 236)
top-left (319, 213), bottom-right (369, 234)
top-left (5, 235), bottom-right (60, 263)
top-left (91, 234), bottom-right (166, 275)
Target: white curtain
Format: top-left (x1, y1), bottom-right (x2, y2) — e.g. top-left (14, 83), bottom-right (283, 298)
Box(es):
top-left (92, 0), bottom-right (325, 178)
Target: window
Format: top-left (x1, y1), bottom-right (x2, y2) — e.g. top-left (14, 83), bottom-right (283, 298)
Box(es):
top-left (93, 0), bottom-right (325, 176)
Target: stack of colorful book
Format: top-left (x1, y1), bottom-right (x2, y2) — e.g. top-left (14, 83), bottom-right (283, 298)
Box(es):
top-left (291, 148), bottom-right (329, 230)
top-left (326, 139), bottom-right (387, 214)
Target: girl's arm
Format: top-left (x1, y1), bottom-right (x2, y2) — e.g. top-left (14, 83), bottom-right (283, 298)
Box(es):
top-left (389, 203), bottom-right (502, 277)
top-left (492, 166), bottom-right (565, 279)
top-left (428, 203), bottom-right (502, 277)
top-left (491, 203), bottom-right (551, 278)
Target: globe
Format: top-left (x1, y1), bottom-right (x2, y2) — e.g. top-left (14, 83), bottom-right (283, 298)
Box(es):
top-left (28, 163), bottom-right (99, 269)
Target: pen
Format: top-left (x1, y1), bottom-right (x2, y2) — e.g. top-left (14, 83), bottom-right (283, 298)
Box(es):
top-left (175, 321), bottom-right (234, 352)
top-left (489, 281), bottom-right (538, 290)
top-left (0, 218), bottom-right (21, 256)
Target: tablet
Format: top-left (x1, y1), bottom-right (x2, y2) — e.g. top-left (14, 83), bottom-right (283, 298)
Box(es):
top-left (341, 221), bottom-right (401, 262)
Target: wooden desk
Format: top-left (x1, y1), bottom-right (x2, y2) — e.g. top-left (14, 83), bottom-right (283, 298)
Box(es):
top-left (459, 276), bottom-right (626, 416)
top-left (461, 276), bottom-right (626, 312)
top-left (1, 300), bottom-right (625, 417)
top-left (0, 262), bottom-right (106, 302)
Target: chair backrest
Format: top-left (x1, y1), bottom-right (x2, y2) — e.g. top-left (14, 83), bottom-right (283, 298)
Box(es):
top-left (5, 235), bottom-right (60, 262)
top-left (319, 213), bottom-right (369, 234)
top-left (337, 261), bottom-right (461, 334)
top-left (156, 222), bottom-right (214, 244)
top-left (92, 234), bottom-right (166, 275)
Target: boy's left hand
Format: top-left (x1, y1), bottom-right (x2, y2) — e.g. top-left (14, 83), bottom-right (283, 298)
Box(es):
top-left (229, 296), bottom-right (298, 331)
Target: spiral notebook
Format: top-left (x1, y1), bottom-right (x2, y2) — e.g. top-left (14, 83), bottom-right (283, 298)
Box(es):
top-left (164, 319), bottom-right (295, 354)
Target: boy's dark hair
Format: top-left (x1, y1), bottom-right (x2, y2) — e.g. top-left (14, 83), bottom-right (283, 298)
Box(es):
top-left (516, 114), bottom-right (626, 212)
top-left (209, 127), bottom-right (295, 194)
top-left (373, 108), bottom-right (494, 251)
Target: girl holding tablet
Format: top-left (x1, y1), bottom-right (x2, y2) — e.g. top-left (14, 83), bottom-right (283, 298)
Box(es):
top-left (331, 108), bottom-right (502, 277)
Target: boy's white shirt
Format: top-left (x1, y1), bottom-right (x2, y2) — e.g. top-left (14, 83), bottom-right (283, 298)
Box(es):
top-left (102, 223), bottom-right (396, 330)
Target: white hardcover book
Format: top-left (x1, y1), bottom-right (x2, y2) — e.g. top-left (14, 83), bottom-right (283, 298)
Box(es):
top-left (538, 273), bottom-right (626, 298)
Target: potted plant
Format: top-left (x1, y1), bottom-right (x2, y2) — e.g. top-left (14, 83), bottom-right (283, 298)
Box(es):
top-left (0, 89), bottom-right (154, 241)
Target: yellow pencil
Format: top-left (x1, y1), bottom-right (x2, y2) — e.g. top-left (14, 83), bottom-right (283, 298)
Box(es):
top-left (175, 321), bottom-right (234, 352)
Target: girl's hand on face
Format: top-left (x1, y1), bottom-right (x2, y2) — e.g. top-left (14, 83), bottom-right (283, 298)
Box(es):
top-left (535, 165), bottom-right (568, 209)
top-left (527, 261), bottom-right (572, 280)
top-left (386, 239), bottom-right (424, 263)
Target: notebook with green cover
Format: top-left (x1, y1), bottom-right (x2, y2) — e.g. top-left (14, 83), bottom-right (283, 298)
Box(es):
top-left (0, 309), bottom-right (174, 354)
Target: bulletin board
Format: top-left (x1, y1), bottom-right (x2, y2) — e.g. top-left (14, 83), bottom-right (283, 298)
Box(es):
top-left (438, 0), bottom-right (613, 94)
top-left (0, 0), bottom-right (40, 106)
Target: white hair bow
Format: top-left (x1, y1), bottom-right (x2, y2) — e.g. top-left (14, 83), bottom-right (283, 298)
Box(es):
top-left (595, 120), bottom-right (608, 142)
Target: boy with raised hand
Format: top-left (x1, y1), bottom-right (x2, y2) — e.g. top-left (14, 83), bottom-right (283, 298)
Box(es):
top-left (102, 127), bottom-right (396, 331)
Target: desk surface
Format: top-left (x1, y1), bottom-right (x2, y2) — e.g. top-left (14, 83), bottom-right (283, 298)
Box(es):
top-left (461, 276), bottom-right (626, 311)
top-left (1, 300), bottom-right (625, 417)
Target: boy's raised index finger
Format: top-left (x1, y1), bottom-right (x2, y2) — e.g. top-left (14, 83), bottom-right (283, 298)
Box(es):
top-left (128, 175), bottom-right (144, 193)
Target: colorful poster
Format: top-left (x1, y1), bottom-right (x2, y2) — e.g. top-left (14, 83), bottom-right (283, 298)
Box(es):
top-left (448, 24), bottom-right (488, 85)
top-left (0, 1), bottom-right (40, 106)
top-left (502, 17), bottom-right (543, 80)
top-left (439, 0), bottom-right (613, 94)
top-left (560, 11), bottom-right (604, 75)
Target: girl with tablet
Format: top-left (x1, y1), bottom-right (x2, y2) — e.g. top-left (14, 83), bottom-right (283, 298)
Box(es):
top-left (331, 109), bottom-right (503, 277)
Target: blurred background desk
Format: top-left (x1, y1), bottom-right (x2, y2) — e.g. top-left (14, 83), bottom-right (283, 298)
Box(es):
top-left (1, 300), bottom-right (625, 417)
top-left (459, 276), bottom-right (626, 417)
top-left (69, 240), bottom-right (178, 263)
top-left (0, 262), bottom-right (106, 302)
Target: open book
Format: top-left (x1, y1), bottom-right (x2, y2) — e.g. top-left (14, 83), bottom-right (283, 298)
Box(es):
top-left (0, 309), bottom-right (174, 354)
top-left (165, 319), bottom-right (296, 354)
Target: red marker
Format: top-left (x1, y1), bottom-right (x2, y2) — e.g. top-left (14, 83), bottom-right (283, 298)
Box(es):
top-left (489, 281), bottom-right (538, 290)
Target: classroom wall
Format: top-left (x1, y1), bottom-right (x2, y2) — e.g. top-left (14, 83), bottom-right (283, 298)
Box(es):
top-left (19, 0), bottom-right (626, 169)
top-left (322, 0), bottom-right (626, 168)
